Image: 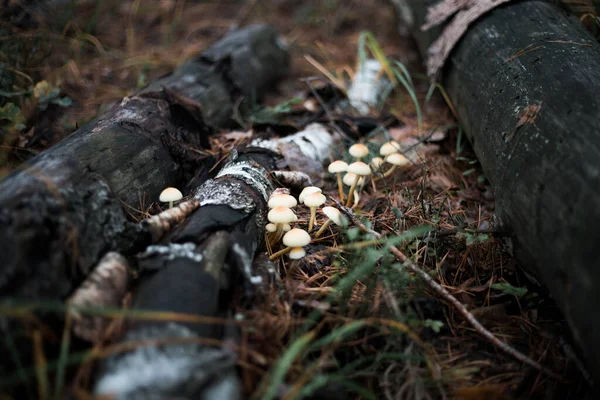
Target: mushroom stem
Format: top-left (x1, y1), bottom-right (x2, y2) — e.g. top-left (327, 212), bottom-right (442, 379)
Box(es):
top-left (269, 246), bottom-right (293, 260)
top-left (345, 175), bottom-right (359, 207)
top-left (168, 201), bottom-right (174, 209)
top-left (382, 164), bottom-right (397, 178)
top-left (268, 224), bottom-right (284, 247)
top-left (308, 207), bottom-right (317, 231)
top-left (336, 173), bottom-right (344, 202)
top-left (314, 219), bottom-right (332, 238)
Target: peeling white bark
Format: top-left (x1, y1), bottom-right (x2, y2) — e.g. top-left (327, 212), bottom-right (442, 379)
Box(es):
top-left (68, 252), bottom-right (130, 342)
top-left (94, 322), bottom-right (237, 398)
top-left (138, 243), bottom-right (204, 263)
top-left (347, 59), bottom-right (390, 115)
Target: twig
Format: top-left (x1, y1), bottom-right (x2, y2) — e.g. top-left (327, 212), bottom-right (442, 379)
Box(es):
top-left (330, 197), bottom-right (563, 381)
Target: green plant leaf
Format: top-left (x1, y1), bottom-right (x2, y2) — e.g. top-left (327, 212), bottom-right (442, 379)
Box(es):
top-left (0, 103), bottom-right (23, 122)
top-left (491, 282), bottom-right (528, 297)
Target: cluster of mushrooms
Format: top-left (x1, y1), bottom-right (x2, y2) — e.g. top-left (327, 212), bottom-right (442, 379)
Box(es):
top-left (327, 141), bottom-right (410, 208)
top-left (266, 187), bottom-right (345, 261)
top-left (266, 140), bottom-right (411, 261)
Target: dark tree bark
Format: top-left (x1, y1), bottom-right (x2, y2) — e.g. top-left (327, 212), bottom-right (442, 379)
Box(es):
top-left (0, 24), bottom-right (289, 300)
top-left (395, 0), bottom-right (600, 382)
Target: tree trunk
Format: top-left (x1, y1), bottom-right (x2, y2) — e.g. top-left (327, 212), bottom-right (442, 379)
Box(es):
top-left (0, 24), bottom-right (289, 300)
top-left (394, 0), bottom-right (600, 382)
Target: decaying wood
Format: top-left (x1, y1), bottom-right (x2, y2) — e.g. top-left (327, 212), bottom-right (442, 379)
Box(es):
top-left (0, 25), bottom-right (289, 395)
top-left (396, 0), bottom-right (600, 382)
top-left (0, 24), bottom-right (289, 300)
top-left (92, 125), bottom-right (343, 398)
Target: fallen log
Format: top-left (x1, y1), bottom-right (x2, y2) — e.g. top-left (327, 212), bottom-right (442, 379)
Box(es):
top-left (0, 24), bottom-right (289, 300)
top-left (92, 125), bottom-right (342, 398)
top-left (394, 0), bottom-right (600, 382)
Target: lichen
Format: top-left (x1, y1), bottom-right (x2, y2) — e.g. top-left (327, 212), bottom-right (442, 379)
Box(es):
top-left (194, 179), bottom-right (256, 214)
top-left (138, 242), bottom-right (203, 263)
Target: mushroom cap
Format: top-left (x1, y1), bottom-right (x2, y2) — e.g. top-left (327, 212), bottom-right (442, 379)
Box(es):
top-left (299, 186), bottom-right (322, 203)
top-left (289, 247), bottom-right (306, 259)
top-left (268, 193), bottom-right (298, 209)
top-left (349, 143), bottom-right (369, 158)
top-left (282, 223), bottom-right (292, 232)
top-left (322, 206), bottom-right (344, 226)
top-left (343, 172), bottom-right (365, 186)
top-left (282, 228), bottom-right (311, 247)
top-left (265, 223), bottom-right (277, 233)
top-left (370, 157), bottom-right (384, 170)
top-left (379, 141), bottom-right (401, 156)
top-left (159, 187), bottom-right (183, 202)
top-left (328, 160), bottom-right (348, 173)
top-left (385, 153), bottom-right (410, 166)
top-left (304, 192), bottom-right (327, 207)
top-left (347, 161), bottom-right (371, 176)
top-left (268, 206), bottom-right (296, 224)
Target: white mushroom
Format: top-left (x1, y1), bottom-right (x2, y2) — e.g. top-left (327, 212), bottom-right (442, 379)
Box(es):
top-left (304, 192), bottom-right (327, 231)
top-left (267, 206), bottom-right (297, 243)
top-left (379, 141), bottom-right (401, 157)
top-left (370, 157), bottom-right (384, 171)
top-left (345, 161), bottom-right (371, 207)
top-left (269, 228), bottom-right (311, 260)
top-left (299, 186), bottom-right (322, 204)
top-left (314, 206), bottom-right (345, 238)
top-left (159, 187), bottom-right (183, 209)
top-left (343, 172), bottom-right (365, 187)
top-left (382, 153), bottom-right (410, 178)
top-left (328, 160), bottom-right (348, 202)
top-left (268, 193), bottom-right (298, 209)
top-left (289, 247), bottom-right (306, 259)
top-left (349, 143), bottom-right (369, 160)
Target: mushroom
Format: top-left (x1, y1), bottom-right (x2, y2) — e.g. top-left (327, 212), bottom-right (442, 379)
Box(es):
top-left (349, 143), bottom-right (369, 160)
top-left (382, 153), bottom-right (410, 178)
top-left (304, 192), bottom-right (327, 231)
top-left (379, 141), bottom-right (402, 157)
top-left (370, 157), bottom-right (384, 172)
top-left (314, 206), bottom-right (345, 238)
top-left (269, 228), bottom-right (311, 260)
top-left (328, 160), bottom-right (348, 202)
top-left (289, 247), bottom-right (306, 260)
top-left (345, 161), bottom-right (371, 207)
top-left (267, 206), bottom-right (297, 243)
top-left (266, 223), bottom-right (277, 233)
top-left (268, 193), bottom-right (298, 209)
top-left (343, 172), bottom-right (365, 187)
top-left (299, 186), bottom-right (322, 204)
top-left (159, 187), bottom-right (183, 209)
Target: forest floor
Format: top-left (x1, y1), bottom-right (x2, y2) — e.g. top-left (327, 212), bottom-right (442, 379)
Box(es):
top-left (0, 0), bottom-right (590, 399)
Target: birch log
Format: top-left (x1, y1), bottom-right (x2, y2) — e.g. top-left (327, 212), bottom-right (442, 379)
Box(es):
top-left (0, 24), bottom-right (289, 300)
top-left (394, 0), bottom-right (600, 382)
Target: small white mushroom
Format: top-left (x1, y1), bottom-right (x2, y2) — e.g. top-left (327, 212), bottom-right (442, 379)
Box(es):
top-left (314, 206), bottom-right (345, 238)
top-left (370, 157), bottom-right (384, 171)
top-left (345, 161), bottom-right (371, 207)
top-left (289, 247), bottom-right (306, 259)
top-left (343, 172), bottom-right (365, 187)
top-left (159, 187), bottom-right (183, 209)
top-left (299, 186), bottom-right (322, 204)
top-left (269, 228), bottom-right (311, 260)
top-left (304, 192), bottom-right (327, 231)
top-left (268, 193), bottom-right (298, 208)
top-left (265, 223), bottom-right (277, 233)
top-left (349, 143), bottom-right (369, 160)
top-left (382, 152), bottom-right (410, 178)
top-left (267, 206), bottom-right (297, 243)
top-left (379, 141), bottom-right (401, 157)
top-left (328, 160), bottom-right (348, 202)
